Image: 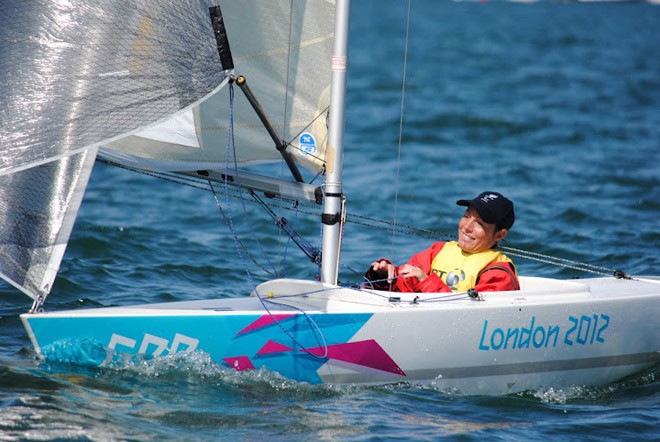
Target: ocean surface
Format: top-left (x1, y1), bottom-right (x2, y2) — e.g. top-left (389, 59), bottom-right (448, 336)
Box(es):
top-left (2, 1), bottom-right (660, 440)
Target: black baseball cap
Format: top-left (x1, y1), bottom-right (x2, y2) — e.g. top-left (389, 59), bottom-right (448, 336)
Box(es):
top-left (456, 191), bottom-right (515, 230)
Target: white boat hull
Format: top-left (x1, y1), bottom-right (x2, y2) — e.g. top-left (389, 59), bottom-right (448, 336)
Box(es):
top-left (21, 276), bottom-right (660, 395)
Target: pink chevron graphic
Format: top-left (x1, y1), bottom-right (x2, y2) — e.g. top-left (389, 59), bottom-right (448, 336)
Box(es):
top-left (223, 356), bottom-right (255, 371)
top-left (237, 314), bottom-right (297, 335)
top-left (251, 339), bottom-right (404, 375)
top-left (257, 340), bottom-right (294, 355)
top-left (307, 340), bottom-right (406, 375)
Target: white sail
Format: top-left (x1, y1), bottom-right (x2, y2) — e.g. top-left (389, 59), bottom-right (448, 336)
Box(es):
top-left (0, 0), bottom-right (226, 176)
top-left (0, 0), bottom-right (230, 302)
top-left (101, 0), bottom-right (335, 176)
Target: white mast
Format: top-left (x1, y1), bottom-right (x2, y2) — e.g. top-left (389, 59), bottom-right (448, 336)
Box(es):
top-left (320, 0), bottom-right (351, 285)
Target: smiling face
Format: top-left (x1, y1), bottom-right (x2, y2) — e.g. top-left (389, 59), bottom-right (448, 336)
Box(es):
top-left (457, 206), bottom-right (507, 254)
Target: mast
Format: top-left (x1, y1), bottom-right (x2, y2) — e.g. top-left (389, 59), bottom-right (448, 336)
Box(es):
top-left (320, 0), bottom-right (351, 285)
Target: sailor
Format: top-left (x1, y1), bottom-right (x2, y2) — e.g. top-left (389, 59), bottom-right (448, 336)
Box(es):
top-left (365, 191), bottom-right (519, 293)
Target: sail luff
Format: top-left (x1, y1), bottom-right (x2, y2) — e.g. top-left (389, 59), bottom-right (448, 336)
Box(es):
top-left (320, 0), bottom-right (351, 285)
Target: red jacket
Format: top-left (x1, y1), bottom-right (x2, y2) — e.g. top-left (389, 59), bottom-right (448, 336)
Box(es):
top-left (368, 242), bottom-right (519, 293)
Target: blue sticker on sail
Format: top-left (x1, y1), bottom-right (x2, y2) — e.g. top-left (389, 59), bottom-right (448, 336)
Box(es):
top-left (299, 132), bottom-right (317, 156)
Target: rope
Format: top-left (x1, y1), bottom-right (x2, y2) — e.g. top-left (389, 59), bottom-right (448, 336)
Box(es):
top-left (251, 285), bottom-right (330, 359)
top-left (207, 180), bottom-right (275, 276)
top-left (255, 277), bottom-right (472, 306)
top-left (225, 84), bottom-right (281, 277)
top-left (221, 84), bottom-right (260, 285)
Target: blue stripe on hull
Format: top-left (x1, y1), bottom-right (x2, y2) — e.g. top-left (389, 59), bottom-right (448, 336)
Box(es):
top-left (26, 313), bottom-right (374, 384)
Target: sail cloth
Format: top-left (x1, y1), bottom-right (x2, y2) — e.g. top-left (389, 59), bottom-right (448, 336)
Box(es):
top-left (0, 0), bottom-right (228, 302)
top-left (0, 149), bottom-right (97, 302)
top-left (101, 0), bottom-right (335, 176)
top-left (0, 0), bottom-right (226, 176)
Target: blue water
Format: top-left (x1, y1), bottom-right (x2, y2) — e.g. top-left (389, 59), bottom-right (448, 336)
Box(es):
top-left (2, 1), bottom-right (660, 440)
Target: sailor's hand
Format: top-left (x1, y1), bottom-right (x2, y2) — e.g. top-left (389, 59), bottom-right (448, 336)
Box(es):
top-left (370, 260), bottom-right (395, 282)
top-left (399, 264), bottom-right (427, 282)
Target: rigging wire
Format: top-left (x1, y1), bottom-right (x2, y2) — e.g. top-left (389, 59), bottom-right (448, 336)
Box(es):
top-left (227, 75), bottom-right (329, 359)
top-left (220, 84), bottom-right (265, 282)
top-left (207, 180), bottom-right (275, 276)
top-left (498, 245), bottom-right (621, 278)
top-left (254, 290), bottom-right (330, 360)
top-left (97, 157), bottom-right (628, 279)
top-left (390, 0), bottom-right (413, 258)
top-left (223, 83), bottom-right (283, 277)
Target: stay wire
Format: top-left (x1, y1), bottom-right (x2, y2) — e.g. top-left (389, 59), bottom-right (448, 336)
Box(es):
top-left (499, 245), bottom-right (620, 277)
top-left (390, 0), bottom-right (412, 257)
top-left (99, 165), bottom-right (627, 278)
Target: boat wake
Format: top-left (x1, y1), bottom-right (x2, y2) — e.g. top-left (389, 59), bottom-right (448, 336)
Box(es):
top-left (521, 365), bottom-right (659, 405)
top-left (37, 341), bottom-right (341, 397)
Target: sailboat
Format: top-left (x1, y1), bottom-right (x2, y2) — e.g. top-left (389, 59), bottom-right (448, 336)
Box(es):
top-left (2, 0), bottom-right (659, 396)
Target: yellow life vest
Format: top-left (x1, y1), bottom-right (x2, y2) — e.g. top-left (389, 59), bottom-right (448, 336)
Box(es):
top-left (430, 241), bottom-right (516, 293)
